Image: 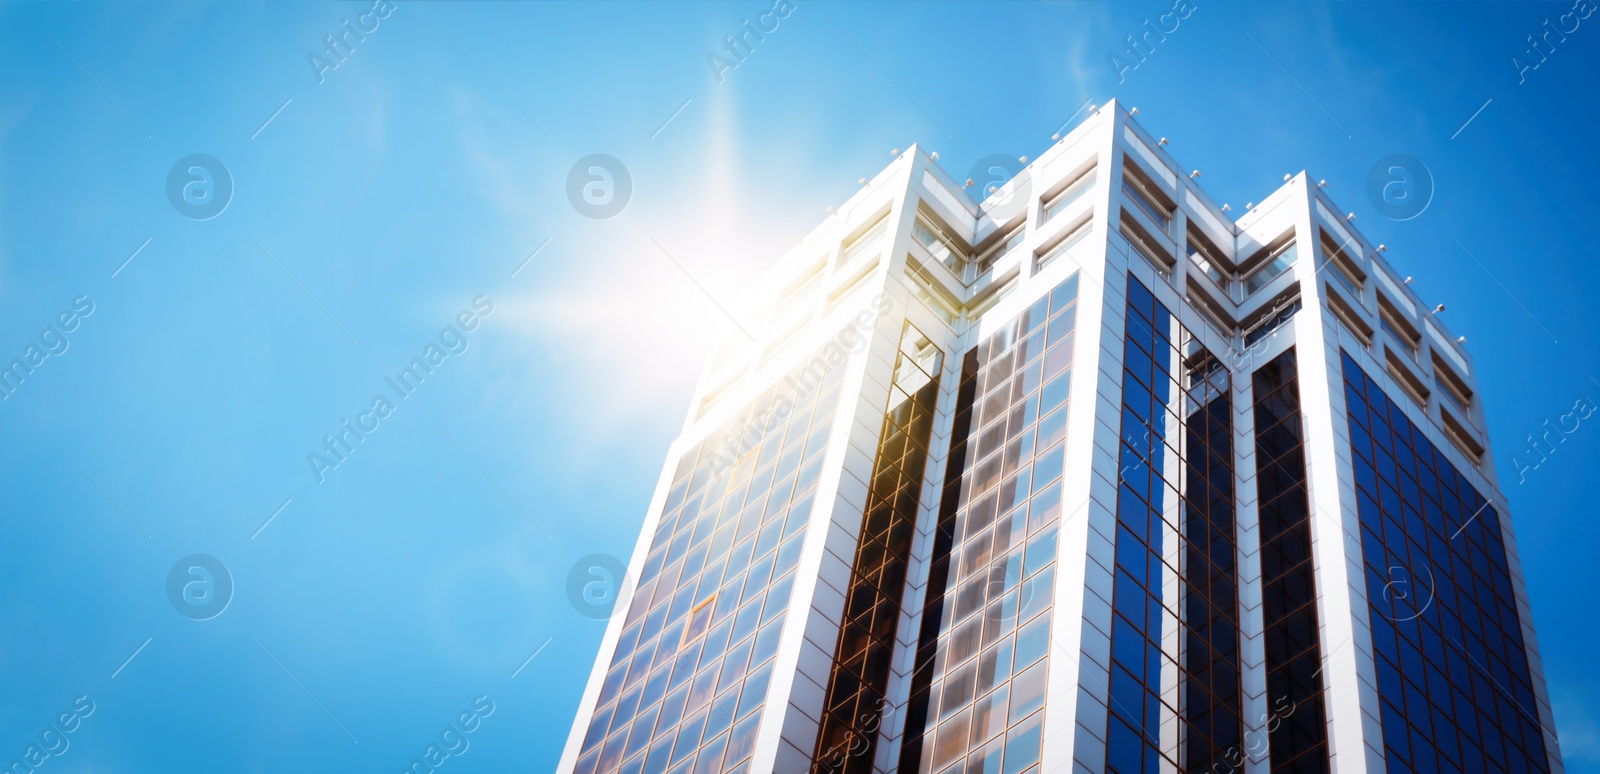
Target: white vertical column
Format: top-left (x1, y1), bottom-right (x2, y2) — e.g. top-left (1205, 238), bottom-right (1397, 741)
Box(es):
top-left (1234, 337), bottom-right (1269, 774)
top-left (1047, 110), bottom-right (1121, 773)
top-left (1286, 183), bottom-right (1382, 774)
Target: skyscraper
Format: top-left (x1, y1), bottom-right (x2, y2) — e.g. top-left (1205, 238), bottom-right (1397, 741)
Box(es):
top-left (557, 101), bottom-right (1563, 774)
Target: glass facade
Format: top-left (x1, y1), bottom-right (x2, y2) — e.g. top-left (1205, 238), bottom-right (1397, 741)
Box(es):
top-left (573, 336), bottom-right (849, 774)
top-left (1250, 349), bottom-right (1331, 771)
top-left (899, 273), bottom-right (1081, 774)
top-left (1105, 275), bottom-right (1242, 773)
top-left (813, 325), bottom-right (944, 773)
top-left (1340, 351), bottom-right (1551, 774)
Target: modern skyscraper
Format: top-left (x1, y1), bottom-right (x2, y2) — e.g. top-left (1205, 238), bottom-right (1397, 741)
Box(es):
top-left (557, 101), bottom-right (1563, 774)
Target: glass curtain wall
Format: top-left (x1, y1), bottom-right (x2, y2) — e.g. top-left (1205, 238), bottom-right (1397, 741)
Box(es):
top-left (1105, 275), bottom-right (1243, 773)
top-left (1340, 352), bottom-right (1551, 774)
top-left (574, 335), bottom-right (851, 774)
top-left (814, 325), bottom-right (944, 773)
top-left (1250, 349), bottom-right (1331, 771)
top-left (899, 274), bottom-right (1082, 774)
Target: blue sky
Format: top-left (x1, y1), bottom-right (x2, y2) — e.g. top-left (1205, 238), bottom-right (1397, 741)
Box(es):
top-left (0, 1), bottom-right (1595, 770)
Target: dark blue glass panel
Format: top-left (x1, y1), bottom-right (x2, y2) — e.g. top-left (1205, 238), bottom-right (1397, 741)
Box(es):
top-left (1105, 275), bottom-right (1241, 771)
top-left (1338, 351), bottom-right (1550, 773)
top-left (1251, 349), bottom-right (1332, 769)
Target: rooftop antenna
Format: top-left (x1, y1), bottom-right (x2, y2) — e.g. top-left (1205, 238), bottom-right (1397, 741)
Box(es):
top-left (1189, 170), bottom-right (1201, 179)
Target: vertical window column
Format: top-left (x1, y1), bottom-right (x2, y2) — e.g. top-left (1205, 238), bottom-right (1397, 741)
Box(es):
top-left (1104, 275), bottom-right (1243, 773)
top-left (814, 325), bottom-right (944, 773)
top-left (1250, 349), bottom-right (1331, 771)
top-left (897, 274), bottom-right (1081, 774)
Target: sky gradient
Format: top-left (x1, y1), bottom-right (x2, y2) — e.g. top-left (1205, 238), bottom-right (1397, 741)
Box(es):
top-left (0, 1), bottom-right (1595, 770)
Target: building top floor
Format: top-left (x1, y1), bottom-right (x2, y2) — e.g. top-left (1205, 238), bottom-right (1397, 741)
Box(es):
top-left (697, 98), bottom-right (1489, 474)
